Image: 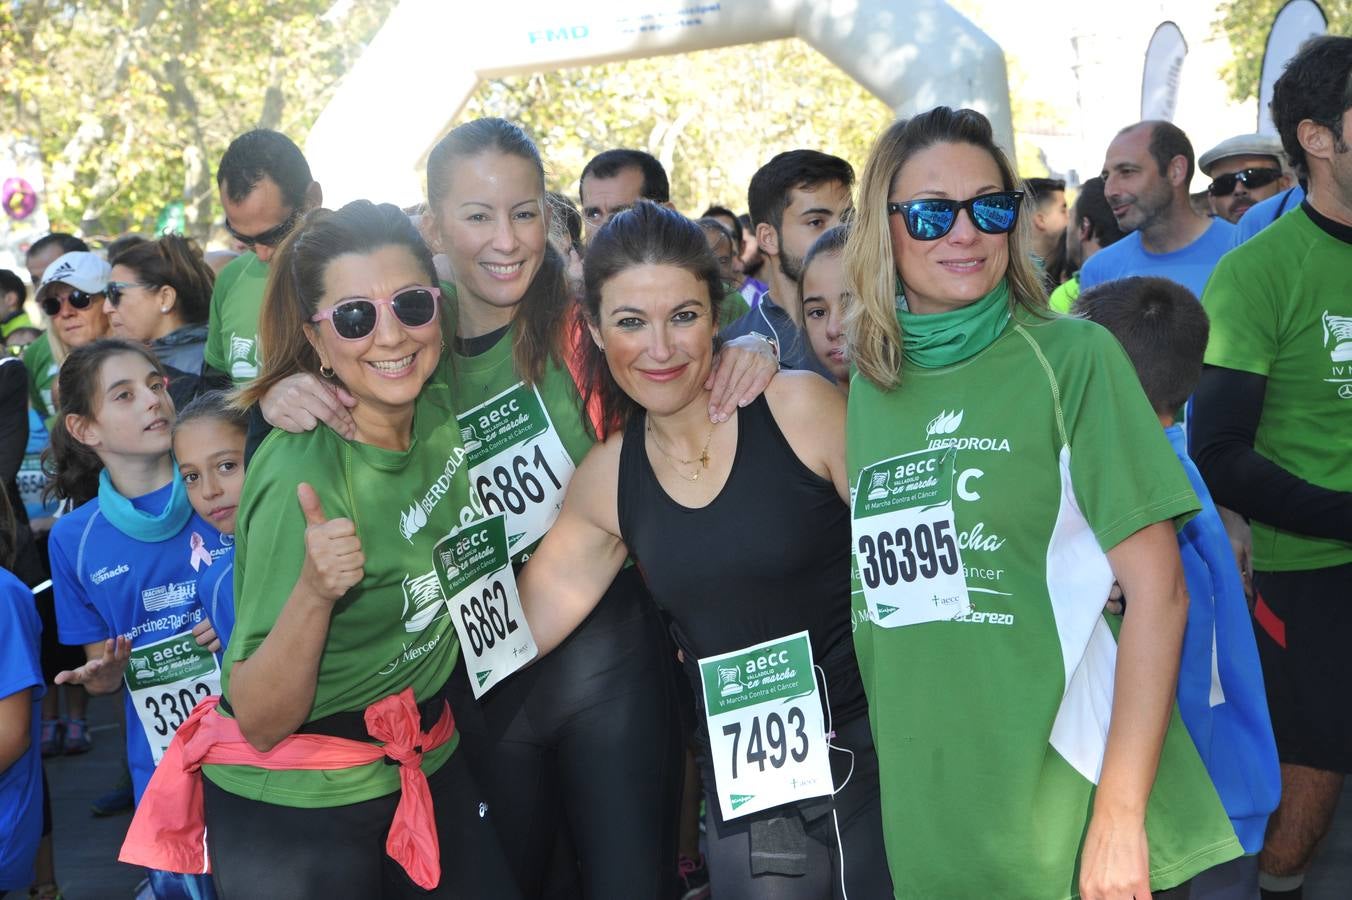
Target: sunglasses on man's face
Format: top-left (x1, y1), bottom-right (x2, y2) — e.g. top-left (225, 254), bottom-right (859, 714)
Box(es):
top-left (41, 289), bottom-right (102, 317)
top-left (1207, 168), bottom-right (1282, 197)
top-left (226, 210), bottom-right (300, 249)
top-left (886, 191), bottom-right (1024, 241)
top-left (310, 286), bottom-right (441, 341)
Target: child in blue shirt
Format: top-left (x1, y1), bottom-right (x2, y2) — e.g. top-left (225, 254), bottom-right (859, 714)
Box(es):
top-left (172, 391), bottom-right (247, 653)
top-left (0, 491), bottom-right (45, 897)
top-left (45, 339), bottom-right (221, 900)
top-left (1076, 276), bottom-right (1281, 899)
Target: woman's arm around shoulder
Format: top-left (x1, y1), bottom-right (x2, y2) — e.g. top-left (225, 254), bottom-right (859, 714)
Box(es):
top-left (518, 433), bottom-right (629, 656)
top-left (763, 371), bottom-right (848, 503)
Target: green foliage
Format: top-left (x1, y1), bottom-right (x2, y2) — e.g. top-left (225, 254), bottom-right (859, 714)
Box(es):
top-left (0, 0), bottom-right (395, 240)
top-left (461, 39), bottom-right (894, 215)
top-left (1216, 0), bottom-right (1351, 102)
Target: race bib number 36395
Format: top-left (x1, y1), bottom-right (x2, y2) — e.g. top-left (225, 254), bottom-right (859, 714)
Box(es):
top-left (436, 514), bottom-right (537, 698)
top-left (852, 447), bottom-right (971, 628)
top-left (698, 632), bottom-right (832, 821)
top-left (125, 631), bottom-right (221, 764)
top-left (457, 383), bottom-right (575, 559)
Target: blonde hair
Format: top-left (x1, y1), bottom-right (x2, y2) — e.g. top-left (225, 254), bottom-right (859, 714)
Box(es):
top-left (844, 108), bottom-right (1048, 391)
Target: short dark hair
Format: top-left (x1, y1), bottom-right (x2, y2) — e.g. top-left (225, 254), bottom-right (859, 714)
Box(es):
top-left (0, 269), bottom-right (26, 305)
top-left (1072, 176), bottom-right (1125, 247)
top-left (1025, 177), bottom-right (1066, 207)
top-left (216, 129), bottom-right (313, 210)
top-left (747, 150), bottom-right (854, 234)
top-left (1121, 121), bottom-right (1195, 185)
top-left (1272, 35), bottom-right (1352, 180)
top-left (1073, 276), bottom-right (1209, 415)
top-left (105, 234), bottom-right (148, 261)
top-left (27, 233), bottom-right (88, 261)
top-left (701, 204), bottom-right (744, 246)
top-left (580, 149), bottom-right (670, 204)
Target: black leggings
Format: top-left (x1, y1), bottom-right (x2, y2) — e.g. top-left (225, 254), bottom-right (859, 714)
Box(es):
top-left (696, 714), bottom-right (893, 899)
top-left (449, 566), bottom-right (684, 899)
top-left (203, 749), bottom-right (518, 899)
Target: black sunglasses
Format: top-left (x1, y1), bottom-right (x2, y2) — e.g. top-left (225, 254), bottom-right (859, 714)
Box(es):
top-left (226, 209), bottom-right (300, 250)
top-left (41, 289), bottom-right (102, 317)
top-left (105, 281), bottom-right (153, 308)
top-left (309, 286), bottom-right (441, 341)
top-left (1207, 168), bottom-right (1282, 197)
top-left (887, 191), bottom-right (1024, 241)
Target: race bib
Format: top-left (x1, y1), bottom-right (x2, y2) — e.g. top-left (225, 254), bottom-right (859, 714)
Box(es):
top-left (435, 514), bottom-right (537, 698)
top-left (698, 632), bottom-right (832, 821)
top-left (458, 383), bottom-right (576, 559)
top-left (125, 631), bottom-right (221, 764)
top-left (852, 447), bottom-right (971, 627)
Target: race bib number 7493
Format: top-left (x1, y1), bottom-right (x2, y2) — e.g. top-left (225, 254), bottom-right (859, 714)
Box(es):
top-left (698, 631), bottom-right (832, 821)
top-left (852, 447), bottom-right (971, 628)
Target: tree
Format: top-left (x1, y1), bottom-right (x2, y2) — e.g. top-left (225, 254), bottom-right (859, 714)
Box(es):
top-left (0, 0), bottom-right (395, 241)
top-left (461, 39), bottom-right (894, 215)
top-left (1216, 0), bottom-right (1351, 102)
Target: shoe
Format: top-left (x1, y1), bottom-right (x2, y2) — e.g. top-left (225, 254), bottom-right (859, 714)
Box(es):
top-left (89, 767), bottom-right (135, 817)
top-left (63, 717), bottom-right (92, 755)
top-left (39, 719), bottom-right (65, 758)
top-left (677, 854), bottom-right (711, 900)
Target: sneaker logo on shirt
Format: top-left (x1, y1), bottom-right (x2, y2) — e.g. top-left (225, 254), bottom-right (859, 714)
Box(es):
top-left (401, 570), bottom-right (447, 633)
top-left (1322, 312), bottom-right (1352, 399)
top-left (91, 564), bottom-right (129, 585)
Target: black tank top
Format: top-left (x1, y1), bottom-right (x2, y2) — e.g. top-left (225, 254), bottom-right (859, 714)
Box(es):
top-left (618, 394), bottom-right (867, 726)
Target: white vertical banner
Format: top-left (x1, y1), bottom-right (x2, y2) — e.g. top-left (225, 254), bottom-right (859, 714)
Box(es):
top-left (1258, 0), bottom-right (1328, 134)
top-left (1140, 21), bottom-right (1188, 122)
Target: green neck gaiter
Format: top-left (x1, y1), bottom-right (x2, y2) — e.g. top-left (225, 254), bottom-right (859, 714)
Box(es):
top-left (896, 278), bottom-right (1012, 368)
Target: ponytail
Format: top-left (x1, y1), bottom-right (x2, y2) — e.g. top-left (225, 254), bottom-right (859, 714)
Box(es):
top-left (112, 233), bottom-right (215, 325)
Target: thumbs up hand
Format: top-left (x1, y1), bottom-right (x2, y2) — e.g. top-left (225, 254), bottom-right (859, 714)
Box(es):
top-left (297, 483), bottom-right (365, 603)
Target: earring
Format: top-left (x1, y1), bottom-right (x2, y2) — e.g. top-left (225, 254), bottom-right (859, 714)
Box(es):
top-left (598, 345), bottom-right (606, 354)
top-left (320, 365), bottom-right (335, 379)
top-left (160, 307), bottom-right (169, 313)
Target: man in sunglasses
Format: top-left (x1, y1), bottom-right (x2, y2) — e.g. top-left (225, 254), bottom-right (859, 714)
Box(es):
top-left (1083, 120), bottom-right (1234, 301)
top-left (206, 129), bottom-right (322, 385)
top-left (1199, 133), bottom-right (1293, 225)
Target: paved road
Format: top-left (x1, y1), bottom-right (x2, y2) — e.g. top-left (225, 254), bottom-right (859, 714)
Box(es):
top-left (43, 693), bottom-right (1352, 897)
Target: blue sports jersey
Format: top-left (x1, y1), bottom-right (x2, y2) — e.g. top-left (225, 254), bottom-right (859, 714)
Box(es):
top-left (0, 567), bottom-right (45, 891)
top-left (1079, 217), bottom-right (1234, 301)
top-left (49, 481), bottom-right (223, 803)
top-left (1231, 185), bottom-right (1305, 247)
top-left (193, 527), bottom-right (236, 653)
top-left (1166, 425), bottom-right (1281, 853)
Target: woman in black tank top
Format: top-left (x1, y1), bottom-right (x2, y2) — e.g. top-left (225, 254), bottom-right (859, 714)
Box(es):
top-left (518, 203), bottom-right (892, 899)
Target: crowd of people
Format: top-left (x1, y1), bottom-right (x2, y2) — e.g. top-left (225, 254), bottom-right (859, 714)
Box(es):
top-left (0, 31), bottom-right (1348, 900)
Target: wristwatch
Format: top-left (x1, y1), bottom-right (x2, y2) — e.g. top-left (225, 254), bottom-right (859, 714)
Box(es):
top-left (747, 330), bottom-right (780, 363)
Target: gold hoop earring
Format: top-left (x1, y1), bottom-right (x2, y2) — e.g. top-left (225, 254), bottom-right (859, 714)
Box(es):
top-left (320, 365), bottom-right (335, 379)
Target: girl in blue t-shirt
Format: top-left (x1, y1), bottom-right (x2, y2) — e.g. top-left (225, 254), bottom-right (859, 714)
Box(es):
top-left (44, 338), bottom-right (221, 900)
top-left (0, 488), bottom-right (45, 897)
top-left (171, 391), bottom-right (246, 653)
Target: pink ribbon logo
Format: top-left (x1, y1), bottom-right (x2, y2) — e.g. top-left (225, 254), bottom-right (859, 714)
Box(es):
top-left (189, 532), bottom-right (213, 571)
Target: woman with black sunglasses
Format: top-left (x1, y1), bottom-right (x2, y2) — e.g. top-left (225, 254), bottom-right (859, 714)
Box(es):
top-left (842, 107), bottom-right (1244, 899)
top-left (31, 252), bottom-right (112, 421)
top-left (125, 200), bottom-right (520, 899)
top-left (107, 235), bottom-right (222, 408)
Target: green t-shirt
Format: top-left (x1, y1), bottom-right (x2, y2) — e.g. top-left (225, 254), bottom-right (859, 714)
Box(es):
top-left (22, 333), bottom-right (57, 423)
top-left (847, 313), bottom-right (1240, 898)
top-left (1048, 272), bottom-right (1081, 315)
top-left (204, 252), bottom-right (268, 384)
top-left (447, 324), bottom-right (594, 564)
top-left (1201, 206), bottom-right (1352, 571)
top-left (206, 360), bottom-right (477, 807)
top-left (718, 285), bottom-right (751, 330)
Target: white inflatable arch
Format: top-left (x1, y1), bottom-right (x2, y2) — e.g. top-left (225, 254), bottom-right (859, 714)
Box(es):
top-left (307, 0), bottom-right (1013, 206)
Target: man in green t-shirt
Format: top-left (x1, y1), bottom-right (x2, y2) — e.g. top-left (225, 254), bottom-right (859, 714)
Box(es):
top-left (1192, 37), bottom-right (1352, 900)
top-left (206, 130), bottom-right (321, 384)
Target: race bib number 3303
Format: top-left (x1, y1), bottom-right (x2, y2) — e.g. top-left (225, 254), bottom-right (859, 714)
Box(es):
top-left (436, 514), bottom-right (537, 698)
top-left (852, 447), bottom-right (971, 628)
top-left (697, 631), bottom-right (832, 821)
top-left (125, 631), bottom-right (221, 764)
top-left (457, 383), bottom-right (575, 559)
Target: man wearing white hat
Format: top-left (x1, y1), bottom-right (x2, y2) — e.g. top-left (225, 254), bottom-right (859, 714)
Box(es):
top-left (1200, 133), bottom-right (1293, 224)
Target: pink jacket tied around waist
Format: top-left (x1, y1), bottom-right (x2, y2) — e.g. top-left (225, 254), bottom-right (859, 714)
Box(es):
top-left (119, 687), bottom-right (456, 890)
